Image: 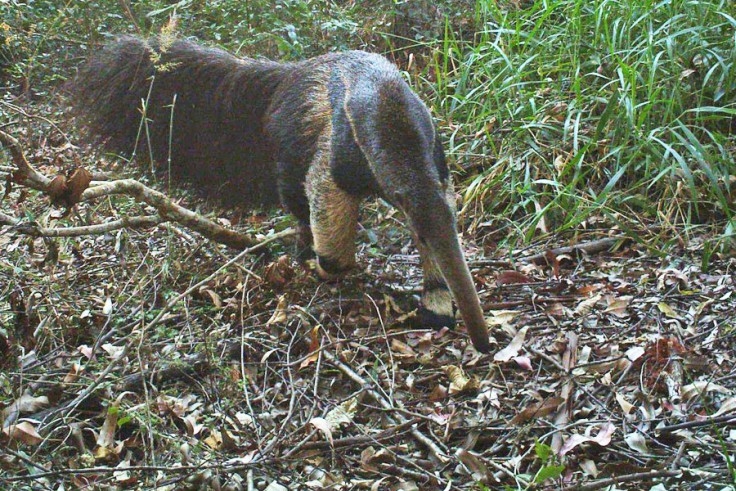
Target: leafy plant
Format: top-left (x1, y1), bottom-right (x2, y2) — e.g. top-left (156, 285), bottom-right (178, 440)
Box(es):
top-left (532, 440), bottom-right (565, 485)
top-left (412, 0), bottom-right (735, 249)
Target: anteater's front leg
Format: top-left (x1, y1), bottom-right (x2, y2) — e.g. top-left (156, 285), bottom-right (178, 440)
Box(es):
top-left (414, 178), bottom-right (462, 329)
top-left (305, 149), bottom-right (360, 280)
top-left (414, 235), bottom-right (457, 329)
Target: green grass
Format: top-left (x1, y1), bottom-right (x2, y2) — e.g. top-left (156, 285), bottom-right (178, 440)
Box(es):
top-left (418, 0), bottom-right (735, 252)
top-left (3, 0), bottom-right (734, 254)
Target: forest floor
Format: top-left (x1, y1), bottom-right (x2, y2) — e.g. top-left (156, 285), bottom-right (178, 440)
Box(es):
top-left (1, 107), bottom-right (735, 491)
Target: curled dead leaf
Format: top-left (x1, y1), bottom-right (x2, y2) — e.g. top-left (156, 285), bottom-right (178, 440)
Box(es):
top-left (456, 449), bottom-right (491, 483)
top-left (65, 167), bottom-right (93, 205)
top-left (615, 392), bottom-right (635, 415)
top-left (95, 406), bottom-right (119, 458)
top-left (574, 293), bottom-right (602, 317)
top-left (263, 255), bottom-right (295, 289)
top-left (513, 356), bottom-right (533, 370)
top-left (604, 295), bottom-right (632, 317)
top-left (494, 327), bottom-right (528, 363)
top-left (203, 429), bottom-right (223, 450)
top-left (657, 302), bottom-right (680, 319)
top-left (310, 417), bottom-right (334, 446)
top-left (2, 393), bottom-right (49, 423)
top-left (680, 380), bottom-right (731, 401)
top-left (486, 310), bottom-right (520, 328)
top-left (558, 422), bottom-right (615, 456)
top-left (510, 396), bottom-right (564, 425)
top-left (198, 286), bottom-right (222, 308)
top-left (445, 365), bottom-right (479, 395)
top-left (266, 295), bottom-right (289, 325)
top-left (624, 431), bottom-right (649, 454)
top-left (324, 397), bottom-right (358, 429)
top-left (299, 325), bottom-right (321, 369)
top-left (3, 421), bottom-right (43, 445)
top-left (47, 167), bottom-right (93, 207)
top-left (47, 175), bottom-right (68, 202)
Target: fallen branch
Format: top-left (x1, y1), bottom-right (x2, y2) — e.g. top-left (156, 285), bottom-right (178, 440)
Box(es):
top-left (0, 458), bottom-right (266, 484)
top-left (485, 295), bottom-right (579, 310)
top-left (0, 129), bottom-right (51, 189)
top-left (120, 352), bottom-right (210, 391)
top-left (522, 236), bottom-right (630, 265)
top-left (0, 129), bottom-right (289, 250)
top-left (657, 414), bottom-right (736, 433)
top-left (1, 212), bottom-right (163, 237)
top-left (294, 418), bottom-right (417, 452)
top-left (80, 178), bottom-right (263, 249)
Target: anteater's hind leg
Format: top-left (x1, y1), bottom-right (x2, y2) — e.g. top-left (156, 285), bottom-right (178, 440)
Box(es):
top-left (304, 133), bottom-right (360, 280)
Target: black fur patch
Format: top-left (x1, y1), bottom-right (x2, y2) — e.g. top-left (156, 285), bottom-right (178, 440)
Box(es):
top-left (424, 278), bottom-right (450, 292)
top-left (328, 71), bottom-right (380, 197)
top-left (317, 254), bottom-right (350, 275)
top-left (433, 133), bottom-right (450, 184)
top-left (416, 306), bottom-right (456, 331)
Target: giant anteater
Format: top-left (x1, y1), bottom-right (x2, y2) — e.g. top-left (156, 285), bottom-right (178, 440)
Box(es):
top-left (69, 36), bottom-right (491, 353)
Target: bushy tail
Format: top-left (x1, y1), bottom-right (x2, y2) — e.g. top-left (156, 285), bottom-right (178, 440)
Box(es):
top-left (68, 36), bottom-right (289, 207)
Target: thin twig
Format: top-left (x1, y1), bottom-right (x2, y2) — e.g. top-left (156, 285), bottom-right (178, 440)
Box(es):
top-left (560, 469), bottom-right (680, 491)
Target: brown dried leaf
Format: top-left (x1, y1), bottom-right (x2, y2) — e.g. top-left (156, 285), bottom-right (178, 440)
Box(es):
top-left (510, 396), bottom-right (564, 425)
top-left (390, 338), bottom-right (417, 358)
top-left (604, 295), bottom-right (632, 317)
top-left (310, 417), bottom-right (334, 446)
top-left (657, 302), bottom-right (680, 319)
top-left (114, 457), bottom-right (137, 486)
top-left (559, 422), bottom-right (616, 456)
top-left (203, 429), bottom-right (223, 450)
top-left (496, 270), bottom-right (534, 286)
top-left (96, 407), bottom-right (119, 450)
top-left (493, 327), bottom-right (528, 363)
top-left (456, 449), bottom-right (490, 483)
top-left (47, 175), bottom-right (67, 202)
top-left (429, 384), bottom-right (448, 402)
top-left (324, 397), bottom-right (357, 429)
top-left (574, 293), bottom-right (602, 317)
top-left (486, 310), bottom-right (520, 328)
top-left (199, 287), bottom-right (222, 308)
top-left (3, 421), bottom-right (43, 445)
top-left (300, 325), bottom-right (321, 369)
top-left (266, 295), bottom-right (289, 325)
top-left (65, 167), bottom-right (93, 205)
top-left (264, 255), bottom-right (295, 289)
top-left (445, 365), bottom-right (479, 395)
top-left (2, 393), bottom-right (49, 422)
top-left (624, 431), bottom-right (648, 454)
top-left (615, 393), bottom-right (635, 415)
top-left (513, 356), bottom-right (533, 370)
